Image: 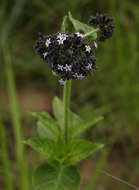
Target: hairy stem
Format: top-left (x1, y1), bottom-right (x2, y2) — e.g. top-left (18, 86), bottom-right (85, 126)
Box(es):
top-left (63, 80), bottom-right (71, 144)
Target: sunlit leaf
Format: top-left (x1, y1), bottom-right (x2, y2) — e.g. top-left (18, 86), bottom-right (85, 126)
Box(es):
top-left (61, 15), bottom-right (68, 33)
top-left (52, 96), bottom-right (82, 131)
top-left (37, 121), bottom-right (55, 140)
top-left (33, 163), bottom-right (81, 190)
top-left (68, 12), bottom-right (97, 40)
top-left (64, 140), bottom-right (104, 165)
top-left (24, 138), bottom-right (58, 162)
top-left (31, 112), bottom-right (61, 138)
top-left (70, 116), bottom-right (104, 138)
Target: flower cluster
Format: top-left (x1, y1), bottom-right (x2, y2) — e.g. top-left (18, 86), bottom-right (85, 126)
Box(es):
top-left (89, 13), bottom-right (114, 41)
top-left (34, 32), bottom-right (97, 85)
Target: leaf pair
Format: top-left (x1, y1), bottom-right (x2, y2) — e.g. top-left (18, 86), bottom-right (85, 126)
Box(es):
top-left (27, 136), bottom-right (103, 190)
top-left (25, 138), bottom-right (103, 166)
top-left (61, 12), bottom-right (97, 40)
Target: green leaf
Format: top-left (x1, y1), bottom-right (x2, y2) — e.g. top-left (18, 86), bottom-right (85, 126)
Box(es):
top-left (68, 12), bottom-right (97, 40)
top-left (70, 116), bottom-right (104, 138)
top-left (52, 97), bottom-right (64, 128)
top-left (37, 121), bottom-right (55, 140)
top-left (61, 15), bottom-right (68, 33)
top-left (31, 112), bottom-right (61, 138)
top-left (33, 163), bottom-right (81, 190)
top-left (24, 138), bottom-right (58, 162)
top-left (52, 96), bottom-right (82, 130)
top-left (64, 140), bottom-right (104, 166)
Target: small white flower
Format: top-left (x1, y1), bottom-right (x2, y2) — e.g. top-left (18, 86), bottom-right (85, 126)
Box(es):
top-left (45, 38), bottom-right (51, 47)
top-left (43, 52), bottom-right (48, 58)
top-left (57, 33), bottom-right (68, 45)
top-left (57, 39), bottom-right (64, 45)
top-left (85, 45), bottom-right (91, 53)
top-left (57, 33), bottom-right (68, 40)
top-left (59, 79), bottom-right (65, 85)
top-left (86, 64), bottom-right (92, 70)
top-left (57, 33), bottom-right (63, 39)
top-left (74, 73), bottom-right (84, 79)
top-left (64, 64), bottom-right (71, 72)
top-left (58, 64), bottom-right (64, 71)
top-left (77, 74), bottom-right (85, 79)
top-left (94, 42), bottom-right (98, 48)
top-left (52, 71), bottom-right (58, 76)
top-left (75, 32), bottom-right (83, 38)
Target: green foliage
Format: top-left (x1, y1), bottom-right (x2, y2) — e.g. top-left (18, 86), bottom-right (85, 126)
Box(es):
top-left (63, 140), bottom-right (104, 166)
top-left (31, 112), bottom-right (62, 139)
top-left (1, 0), bottom-right (139, 189)
top-left (52, 96), bottom-right (82, 131)
top-left (53, 96), bottom-right (103, 139)
top-left (61, 15), bottom-right (68, 33)
top-left (22, 11), bottom-right (104, 189)
top-left (68, 12), bottom-right (97, 40)
top-left (27, 97), bottom-right (103, 166)
top-left (24, 138), bottom-right (58, 163)
top-left (25, 138), bottom-right (103, 166)
top-left (37, 121), bottom-right (56, 140)
top-left (0, 115), bottom-right (13, 190)
top-left (33, 163), bottom-right (81, 190)
top-left (52, 96), bottom-right (64, 128)
top-left (69, 116), bottom-right (104, 138)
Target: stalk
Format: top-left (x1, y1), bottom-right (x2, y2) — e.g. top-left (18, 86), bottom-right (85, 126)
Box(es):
top-left (0, 115), bottom-right (13, 190)
top-left (3, 47), bottom-right (29, 190)
top-left (83, 28), bottom-right (99, 38)
top-left (63, 80), bottom-right (71, 144)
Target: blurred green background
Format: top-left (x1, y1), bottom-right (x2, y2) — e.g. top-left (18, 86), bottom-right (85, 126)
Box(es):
top-left (0, 0), bottom-right (139, 189)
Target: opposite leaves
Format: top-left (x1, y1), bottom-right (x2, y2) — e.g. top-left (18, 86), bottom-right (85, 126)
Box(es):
top-left (24, 138), bottom-right (103, 166)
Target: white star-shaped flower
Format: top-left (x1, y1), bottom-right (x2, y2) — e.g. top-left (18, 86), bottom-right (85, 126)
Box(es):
top-left (64, 64), bottom-right (71, 72)
top-left (86, 64), bottom-right (92, 70)
top-left (58, 64), bottom-right (64, 71)
top-left (94, 42), bottom-right (98, 48)
top-left (59, 79), bottom-right (65, 85)
top-left (43, 52), bottom-right (48, 58)
top-left (45, 38), bottom-right (51, 47)
top-left (85, 45), bottom-right (91, 53)
top-left (57, 33), bottom-right (68, 45)
top-left (75, 32), bottom-right (83, 38)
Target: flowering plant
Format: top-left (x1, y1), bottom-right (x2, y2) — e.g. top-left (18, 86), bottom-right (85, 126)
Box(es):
top-left (24, 12), bottom-right (114, 190)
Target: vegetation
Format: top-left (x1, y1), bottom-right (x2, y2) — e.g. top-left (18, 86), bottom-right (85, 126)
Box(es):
top-left (0, 0), bottom-right (139, 189)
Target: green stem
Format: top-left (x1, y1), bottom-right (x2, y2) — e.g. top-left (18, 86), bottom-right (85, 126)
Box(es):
top-left (0, 115), bottom-right (13, 190)
top-left (3, 46), bottom-right (29, 190)
top-left (63, 80), bottom-right (71, 144)
top-left (83, 28), bottom-right (99, 38)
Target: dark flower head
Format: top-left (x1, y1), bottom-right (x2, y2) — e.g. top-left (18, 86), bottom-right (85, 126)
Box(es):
top-left (34, 32), bottom-right (97, 84)
top-left (89, 13), bottom-right (114, 41)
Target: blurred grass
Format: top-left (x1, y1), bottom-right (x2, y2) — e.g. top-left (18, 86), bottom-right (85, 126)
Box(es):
top-left (3, 47), bottom-right (29, 190)
top-left (0, 114), bottom-right (13, 190)
top-left (0, 0), bottom-right (139, 189)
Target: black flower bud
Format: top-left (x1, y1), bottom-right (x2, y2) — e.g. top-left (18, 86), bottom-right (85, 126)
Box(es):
top-left (89, 13), bottom-right (114, 41)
